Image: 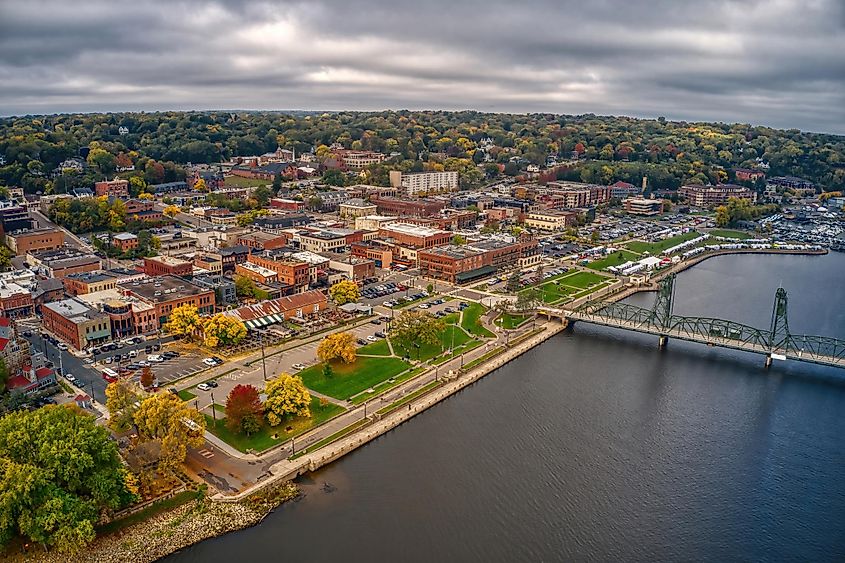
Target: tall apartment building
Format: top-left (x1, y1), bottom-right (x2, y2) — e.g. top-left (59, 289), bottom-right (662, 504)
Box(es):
top-left (389, 170), bottom-right (459, 196)
top-left (679, 184), bottom-right (756, 207)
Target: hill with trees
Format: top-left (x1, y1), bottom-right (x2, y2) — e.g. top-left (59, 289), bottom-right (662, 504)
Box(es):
top-left (1, 110), bottom-right (842, 194)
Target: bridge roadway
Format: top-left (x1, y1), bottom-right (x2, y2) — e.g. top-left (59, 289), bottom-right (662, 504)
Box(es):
top-left (558, 309), bottom-right (845, 369)
top-left (538, 274), bottom-right (845, 370)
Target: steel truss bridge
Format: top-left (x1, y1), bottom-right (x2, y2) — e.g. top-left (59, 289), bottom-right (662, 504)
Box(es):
top-left (541, 274), bottom-right (845, 369)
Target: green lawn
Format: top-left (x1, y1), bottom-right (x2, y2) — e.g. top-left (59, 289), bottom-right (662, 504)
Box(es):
top-left (625, 231), bottom-right (700, 255)
top-left (349, 365), bottom-right (427, 404)
top-left (709, 229), bottom-right (753, 240)
top-left (558, 271), bottom-right (609, 289)
top-left (204, 397), bottom-right (344, 453)
top-left (586, 249), bottom-right (642, 271)
top-left (177, 389), bottom-right (196, 401)
top-left (460, 303), bottom-right (495, 337)
top-left (298, 356), bottom-right (411, 400)
top-left (223, 176), bottom-right (271, 188)
top-left (357, 339), bottom-right (391, 356)
top-left (497, 313), bottom-right (532, 329)
top-left (533, 282), bottom-right (574, 304)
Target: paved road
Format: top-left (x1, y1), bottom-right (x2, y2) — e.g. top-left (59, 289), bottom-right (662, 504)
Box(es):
top-left (152, 202), bottom-right (214, 229)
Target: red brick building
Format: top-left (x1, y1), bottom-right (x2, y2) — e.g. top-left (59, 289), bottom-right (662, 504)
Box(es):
top-left (237, 231), bottom-right (290, 252)
top-left (142, 256), bottom-right (193, 277)
top-left (378, 223), bottom-right (451, 249)
top-left (112, 233), bottom-right (138, 252)
top-left (94, 179), bottom-right (129, 198)
top-left (369, 196), bottom-right (446, 217)
top-left (247, 253), bottom-right (310, 291)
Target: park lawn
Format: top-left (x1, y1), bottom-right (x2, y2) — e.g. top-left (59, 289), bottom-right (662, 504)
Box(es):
top-left (709, 229), bottom-right (753, 240)
top-left (558, 271), bottom-right (609, 289)
top-left (298, 355), bottom-right (411, 400)
top-left (204, 397), bottom-right (344, 453)
top-left (223, 175), bottom-right (271, 188)
top-left (625, 231), bottom-right (700, 255)
top-left (586, 249), bottom-right (642, 271)
top-left (350, 365), bottom-right (427, 404)
top-left (358, 339), bottom-right (391, 356)
top-left (177, 389), bottom-right (196, 401)
top-left (460, 303), bottom-right (494, 337)
top-left (534, 282), bottom-right (574, 304)
top-left (393, 324), bottom-right (473, 362)
top-left (571, 281), bottom-right (613, 300)
top-left (497, 313), bottom-right (532, 329)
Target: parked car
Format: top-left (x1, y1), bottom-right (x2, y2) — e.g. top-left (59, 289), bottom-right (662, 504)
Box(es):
top-left (64, 373), bottom-right (76, 383)
top-left (168, 387), bottom-right (179, 395)
top-left (197, 383), bottom-right (210, 391)
top-left (211, 356), bottom-right (224, 365)
top-left (144, 345), bottom-right (153, 354)
top-left (128, 350), bottom-right (138, 358)
top-left (374, 331), bottom-right (386, 338)
top-left (207, 380), bottom-right (219, 388)
top-left (292, 363), bottom-right (306, 370)
top-left (366, 335), bottom-right (377, 342)
top-left (202, 358), bottom-right (217, 367)
top-left (57, 342), bottom-right (68, 351)
top-left (370, 319), bottom-right (381, 325)
top-left (147, 355), bottom-right (164, 362)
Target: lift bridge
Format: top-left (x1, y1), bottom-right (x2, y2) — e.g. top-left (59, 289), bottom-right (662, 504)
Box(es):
top-left (542, 274), bottom-right (845, 369)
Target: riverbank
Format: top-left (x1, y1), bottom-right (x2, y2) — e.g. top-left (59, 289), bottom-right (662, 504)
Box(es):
top-left (9, 483), bottom-right (299, 563)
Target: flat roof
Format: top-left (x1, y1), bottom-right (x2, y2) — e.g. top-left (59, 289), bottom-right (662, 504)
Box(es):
top-left (146, 255), bottom-right (192, 266)
top-left (381, 222), bottom-right (448, 237)
top-left (127, 276), bottom-right (211, 303)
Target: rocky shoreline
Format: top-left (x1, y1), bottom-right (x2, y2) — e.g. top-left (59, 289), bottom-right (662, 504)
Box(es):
top-left (7, 483), bottom-right (299, 563)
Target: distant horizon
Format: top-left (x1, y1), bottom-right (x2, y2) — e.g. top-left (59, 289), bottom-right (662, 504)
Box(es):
top-left (1, 1), bottom-right (843, 135)
top-left (3, 106), bottom-right (844, 139)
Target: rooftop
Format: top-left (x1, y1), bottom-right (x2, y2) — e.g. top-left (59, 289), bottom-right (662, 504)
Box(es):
top-left (44, 298), bottom-right (108, 322)
top-left (127, 276), bottom-right (212, 303)
top-left (422, 245), bottom-right (483, 259)
top-left (381, 222), bottom-right (448, 238)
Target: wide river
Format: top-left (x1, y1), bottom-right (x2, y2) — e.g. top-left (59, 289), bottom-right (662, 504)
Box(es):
top-left (168, 252), bottom-right (845, 562)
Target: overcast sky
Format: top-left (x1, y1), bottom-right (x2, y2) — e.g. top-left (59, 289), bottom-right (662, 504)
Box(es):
top-left (1, 0), bottom-right (844, 134)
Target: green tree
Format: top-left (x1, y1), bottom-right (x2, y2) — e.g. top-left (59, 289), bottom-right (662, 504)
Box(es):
top-left (506, 271), bottom-right (522, 293)
top-left (0, 406), bottom-right (137, 554)
top-left (390, 310), bottom-right (445, 348)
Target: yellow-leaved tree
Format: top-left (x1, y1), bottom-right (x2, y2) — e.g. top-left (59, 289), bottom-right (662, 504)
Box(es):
top-left (105, 379), bottom-right (145, 432)
top-left (133, 393), bottom-right (205, 474)
top-left (165, 304), bottom-right (203, 341)
top-left (163, 204), bottom-right (181, 217)
top-left (138, 192), bottom-right (154, 200)
top-left (193, 178), bottom-right (208, 192)
top-left (317, 331), bottom-right (357, 364)
top-left (202, 314), bottom-right (247, 348)
top-left (329, 279), bottom-right (359, 305)
top-left (264, 373), bottom-right (311, 426)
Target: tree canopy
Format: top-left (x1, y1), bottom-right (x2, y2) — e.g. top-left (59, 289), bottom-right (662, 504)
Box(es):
top-left (328, 279), bottom-right (360, 305)
top-left (317, 332), bottom-right (357, 364)
top-left (0, 406), bottom-right (137, 554)
top-left (264, 373), bottom-right (311, 426)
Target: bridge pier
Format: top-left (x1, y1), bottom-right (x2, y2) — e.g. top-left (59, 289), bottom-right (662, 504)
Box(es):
top-left (764, 355), bottom-right (772, 368)
top-left (658, 335), bottom-right (669, 349)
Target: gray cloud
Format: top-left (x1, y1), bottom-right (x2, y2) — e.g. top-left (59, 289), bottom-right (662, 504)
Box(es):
top-left (0, 0), bottom-right (844, 133)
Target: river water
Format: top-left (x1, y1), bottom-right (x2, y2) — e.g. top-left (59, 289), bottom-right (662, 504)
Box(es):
top-left (167, 252), bottom-right (845, 562)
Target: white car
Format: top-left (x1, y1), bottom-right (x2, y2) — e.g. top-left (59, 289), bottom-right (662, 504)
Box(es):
top-left (128, 350), bottom-right (138, 358)
top-left (147, 355), bottom-right (164, 363)
top-left (64, 373), bottom-right (76, 383)
top-left (57, 343), bottom-right (68, 351)
top-left (137, 360), bottom-right (150, 367)
top-left (202, 358), bottom-right (217, 367)
top-left (292, 363), bottom-right (306, 370)
top-left (366, 335), bottom-right (378, 342)
top-left (197, 383), bottom-right (210, 391)
top-left (418, 303), bottom-right (430, 309)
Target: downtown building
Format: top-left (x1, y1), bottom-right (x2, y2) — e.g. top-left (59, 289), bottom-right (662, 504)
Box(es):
top-left (389, 170), bottom-right (459, 196)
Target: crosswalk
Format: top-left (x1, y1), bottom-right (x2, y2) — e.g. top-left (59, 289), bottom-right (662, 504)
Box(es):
top-left (197, 448), bottom-right (215, 459)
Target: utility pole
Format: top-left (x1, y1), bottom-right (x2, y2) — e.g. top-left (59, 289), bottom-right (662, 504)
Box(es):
top-left (259, 330), bottom-right (268, 381)
top-left (210, 392), bottom-right (216, 422)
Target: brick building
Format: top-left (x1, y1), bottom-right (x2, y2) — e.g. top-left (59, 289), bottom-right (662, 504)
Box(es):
top-left (26, 248), bottom-right (101, 279)
top-left (125, 276), bottom-right (215, 326)
top-left (378, 223), bottom-right (451, 249)
top-left (237, 231), bottom-right (290, 252)
top-left (5, 227), bottom-right (65, 255)
top-left (679, 184), bottom-right (757, 207)
top-left (223, 289), bottom-right (328, 330)
top-left (94, 179), bottom-right (130, 198)
top-left (142, 256), bottom-right (193, 277)
top-left (112, 233), bottom-right (138, 252)
top-left (235, 262), bottom-right (279, 285)
top-left (247, 252), bottom-right (310, 292)
top-left (42, 298), bottom-right (111, 350)
top-left (369, 196), bottom-right (446, 217)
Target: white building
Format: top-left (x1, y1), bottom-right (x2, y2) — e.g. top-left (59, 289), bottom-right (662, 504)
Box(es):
top-left (389, 170), bottom-right (459, 196)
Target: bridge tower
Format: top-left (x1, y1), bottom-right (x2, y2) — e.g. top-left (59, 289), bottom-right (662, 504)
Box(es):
top-left (766, 287), bottom-right (790, 367)
top-left (653, 274), bottom-right (676, 348)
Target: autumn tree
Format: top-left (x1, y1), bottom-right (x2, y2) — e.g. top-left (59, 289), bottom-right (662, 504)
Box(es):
top-left (165, 304), bottom-right (203, 340)
top-left (105, 379), bottom-right (144, 432)
top-left (329, 279), bottom-right (359, 305)
top-left (163, 204), bottom-right (181, 217)
top-left (201, 314), bottom-right (247, 348)
top-left (0, 406), bottom-right (138, 554)
top-left (317, 332), bottom-right (357, 364)
top-left (264, 373), bottom-right (311, 426)
top-left (133, 393), bottom-right (205, 474)
top-left (390, 310), bottom-right (445, 348)
top-left (193, 178), bottom-right (208, 192)
top-left (225, 384), bottom-right (264, 435)
top-left (140, 366), bottom-right (154, 389)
